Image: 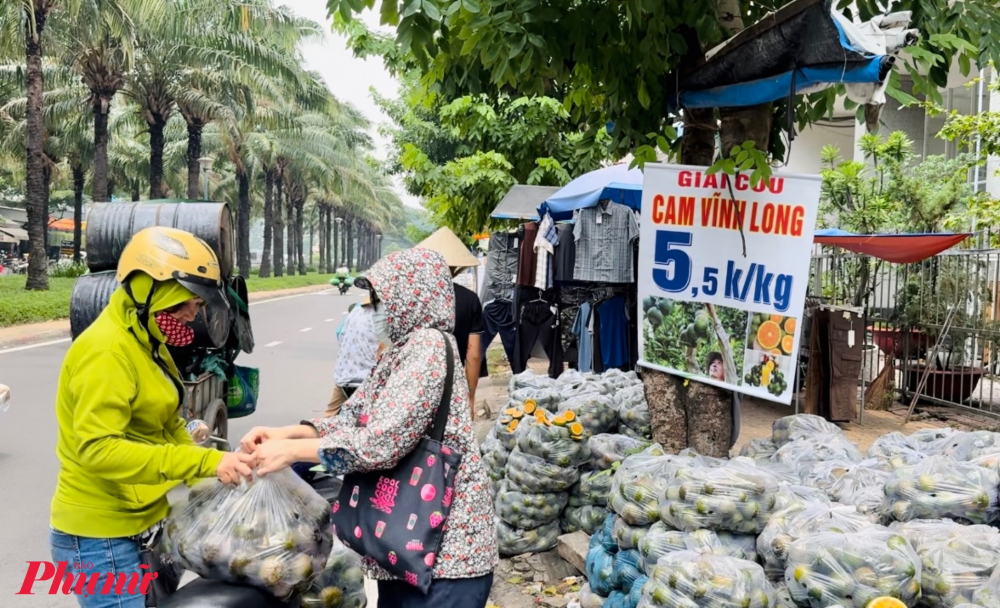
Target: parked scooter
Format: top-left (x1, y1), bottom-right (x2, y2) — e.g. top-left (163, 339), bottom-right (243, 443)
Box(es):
top-left (158, 420), bottom-right (343, 608)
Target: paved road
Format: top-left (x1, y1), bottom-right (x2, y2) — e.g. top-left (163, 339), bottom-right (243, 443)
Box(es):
top-left (0, 289), bottom-right (361, 606)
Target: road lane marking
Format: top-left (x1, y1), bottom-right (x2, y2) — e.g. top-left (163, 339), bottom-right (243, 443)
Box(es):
top-left (300, 327), bottom-right (313, 332)
top-left (0, 337), bottom-right (71, 354)
top-left (325, 319), bottom-right (334, 322)
top-left (264, 341), bottom-right (282, 347)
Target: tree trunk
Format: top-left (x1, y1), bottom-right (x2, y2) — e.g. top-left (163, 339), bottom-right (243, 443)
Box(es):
top-left (260, 168), bottom-right (274, 278)
top-left (237, 168), bottom-right (251, 278)
top-left (295, 197), bottom-right (305, 275)
top-left (345, 217), bottom-right (354, 270)
top-left (186, 120), bottom-right (204, 199)
top-left (273, 171), bottom-right (284, 277)
top-left (149, 119), bottom-right (166, 199)
top-left (318, 206), bottom-right (326, 273)
top-left (23, 2), bottom-right (49, 290)
top-left (325, 209), bottom-right (333, 273)
top-left (72, 163), bottom-right (84, 263)
top-left (333, 218), bottom-right (339, 271)
top-left (92, 96), bottom-right (111, 202)
top-left (286, 185), bottom-right (295, 276)
top-left (42, 160), bottom-right (51, 259)
top-left (131, 181), bottom-right (140, 201)
top-left (720, 104), bottom-right (773, 162)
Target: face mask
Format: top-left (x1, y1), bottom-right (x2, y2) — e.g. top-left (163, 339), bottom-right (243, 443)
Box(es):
top-left (154, 312), bottom-right (195, 347)
top-left (372, 309), bottom-right (390, 345)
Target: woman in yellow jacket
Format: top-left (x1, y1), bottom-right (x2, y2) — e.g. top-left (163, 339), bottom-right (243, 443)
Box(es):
top-left (49, 227), bottom-right (255, 608)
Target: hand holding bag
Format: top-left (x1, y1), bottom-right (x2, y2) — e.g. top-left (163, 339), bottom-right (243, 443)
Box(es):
top-left (332, 330), bottom-right (462, 593)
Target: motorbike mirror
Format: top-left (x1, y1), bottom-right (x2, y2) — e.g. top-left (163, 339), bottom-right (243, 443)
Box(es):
top-left (0, 384), bottom-right (9, 413)
top-left (186, 419), bottom-right (211, 445)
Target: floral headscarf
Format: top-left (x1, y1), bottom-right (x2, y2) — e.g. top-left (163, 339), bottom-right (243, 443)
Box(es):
top-left (309, 247), bottom-right (498, 581)
top-left (362, 248), bottom-right (456, 343)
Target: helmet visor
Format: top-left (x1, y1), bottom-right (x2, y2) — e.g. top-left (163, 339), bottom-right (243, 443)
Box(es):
top-left (176, 274), bottom-right (229, 311)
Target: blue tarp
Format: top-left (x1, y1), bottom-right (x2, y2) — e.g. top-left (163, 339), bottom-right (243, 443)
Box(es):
top-left (538, 165), bottom-right (643, 221)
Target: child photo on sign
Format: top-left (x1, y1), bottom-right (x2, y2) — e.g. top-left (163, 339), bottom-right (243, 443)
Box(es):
top-left (641, 297), bottom-right (747, 385)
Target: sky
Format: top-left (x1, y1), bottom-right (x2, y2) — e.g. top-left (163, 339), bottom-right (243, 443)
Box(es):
top-left (281, 0), bottom-right (421, 208)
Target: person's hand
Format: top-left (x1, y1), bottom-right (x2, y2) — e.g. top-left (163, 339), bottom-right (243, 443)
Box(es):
top-left (240, 426), bottom-right (281, 453)
top-left (253, 439), bottom-right (302, 476)
top-left (216, 452), bottom-right (255, 484)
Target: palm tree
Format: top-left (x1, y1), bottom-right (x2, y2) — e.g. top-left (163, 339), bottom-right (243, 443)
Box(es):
top-left (1, 1), bottom-right (57, 289)
top-left (49, 0), bottom-right (161, 203)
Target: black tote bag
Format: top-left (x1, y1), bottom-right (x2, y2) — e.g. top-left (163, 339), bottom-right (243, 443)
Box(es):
top-left (332, 331), bottom-right (462, 594)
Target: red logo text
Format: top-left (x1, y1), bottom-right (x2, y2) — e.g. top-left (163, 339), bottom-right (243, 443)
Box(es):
top-left (16, 561), bottom-right (158, 597)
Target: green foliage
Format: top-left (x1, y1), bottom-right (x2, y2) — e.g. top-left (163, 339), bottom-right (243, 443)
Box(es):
top-left (328, 0), bottom-right (1000, 168)
top-left (892, 256), bottom-right (993, 367)
top-left (818, 131), bottom-right (975, 306)
top-left (388, 92), bottom-right (613, 235)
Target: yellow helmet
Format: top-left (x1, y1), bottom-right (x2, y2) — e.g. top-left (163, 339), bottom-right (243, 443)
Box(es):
top-left (117, 226), bottom-right (227, 308)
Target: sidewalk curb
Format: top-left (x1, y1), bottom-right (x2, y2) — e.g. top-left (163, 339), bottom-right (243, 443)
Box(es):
top-left (0, 283), bottom-right (333, 350)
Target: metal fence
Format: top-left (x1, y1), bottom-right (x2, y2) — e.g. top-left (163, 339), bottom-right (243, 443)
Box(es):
top-left (809, 241), bottom-right (1000, 418)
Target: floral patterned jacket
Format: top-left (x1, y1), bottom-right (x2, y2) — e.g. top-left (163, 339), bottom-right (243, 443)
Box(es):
top-left (309, 248), bottom-right (499, 580)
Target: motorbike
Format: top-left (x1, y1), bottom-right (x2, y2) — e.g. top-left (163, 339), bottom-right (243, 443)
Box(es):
top-left (160, 420), bottom-right (345, 608)
top-left (329, 275), bottom-right (352, 295)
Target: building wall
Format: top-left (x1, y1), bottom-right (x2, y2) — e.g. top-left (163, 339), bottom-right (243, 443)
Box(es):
top-left (782, 120), bottom-right (857, 175)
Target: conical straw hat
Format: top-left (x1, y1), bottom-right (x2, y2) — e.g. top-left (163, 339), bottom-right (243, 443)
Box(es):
top-left (416, 227), bottom-right (479, 269)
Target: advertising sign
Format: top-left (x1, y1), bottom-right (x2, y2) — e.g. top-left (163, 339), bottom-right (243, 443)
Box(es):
top-left (637, 164), bottom-right (820, 404)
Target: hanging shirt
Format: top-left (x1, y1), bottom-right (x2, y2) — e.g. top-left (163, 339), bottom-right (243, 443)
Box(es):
top-left (333, 305), bottom-right (379, 386)
top-left (573, 302), bottom-right (594, 373)
top-left (533, 215), bottom-right (559, 290)
top-left (597, 295), bottom-right (629, 370)
top-left (573, 201), bottom-right (640, 283)
top-left (516, 221), bottom-right (539, 287)
top-left (553, 223), bottom-right (576, 282)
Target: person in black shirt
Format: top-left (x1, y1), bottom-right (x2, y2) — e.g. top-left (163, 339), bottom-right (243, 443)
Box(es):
top-left (414, 228), bottom-right (485, 415)
top-left (453, 280), bottom-right (484, 409)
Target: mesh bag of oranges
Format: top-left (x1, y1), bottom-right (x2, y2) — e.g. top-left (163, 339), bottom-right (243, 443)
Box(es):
top-left (515, 406), bottom-right (591, 467)
top-left (590, 433), bottom-right (651, 470)
top-left (570, 468), bottom-right (614, 507)
top-left (827, 461), bottom-right (892, 504)
top-left (883, 455), bottom-right (1000, 525)
top-left (639, 522), bottom-right (758, 574)
top-left (891, 519), bottom-right (1000, 607)
top-left (758, 502), bottom-right (877, 580)
top-left (612, 514), bottom-right (651, 550)
top-left (784, 529), bottom-right (921, 608)
top-left (509, 386), bottom-right (560, 413)
top-left (494, 479), bottom-right (569, 530)
top-left (615, 385), bottom-right (652, 439)
top-left (562, 504), bottom-right (607, 534)
top-left (608, 445), bottom-right (682, 527)
top-left (640, 550), bottom-right (775, 608)
top-left (559, 393), bottom-right (619, 435)
top-left (505, 448), bottom-right (580, 493)
top-left (771, 414), bottom-right (843, 447)
top-left (771, 433), bottom-right (864, 469)
top-left (801, 458), bottom-right (887, 493)
top-left (973, 566), bottom-right (1000, 608)
top-left (659, 457), bottom-right (780, 535)
top-left (496, 518), bottom-right (561, 556)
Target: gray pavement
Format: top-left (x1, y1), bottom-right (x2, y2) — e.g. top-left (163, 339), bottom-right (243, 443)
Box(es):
top-left (0, 288), bottom-right (360, 606)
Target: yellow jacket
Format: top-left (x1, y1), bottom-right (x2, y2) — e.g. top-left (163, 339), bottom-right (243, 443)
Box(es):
top-left (51, 275), bottom-right (223, 538)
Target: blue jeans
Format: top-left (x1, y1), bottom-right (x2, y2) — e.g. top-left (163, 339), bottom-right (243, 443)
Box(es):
top-left (49, 529), bottom-right (146, 608)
